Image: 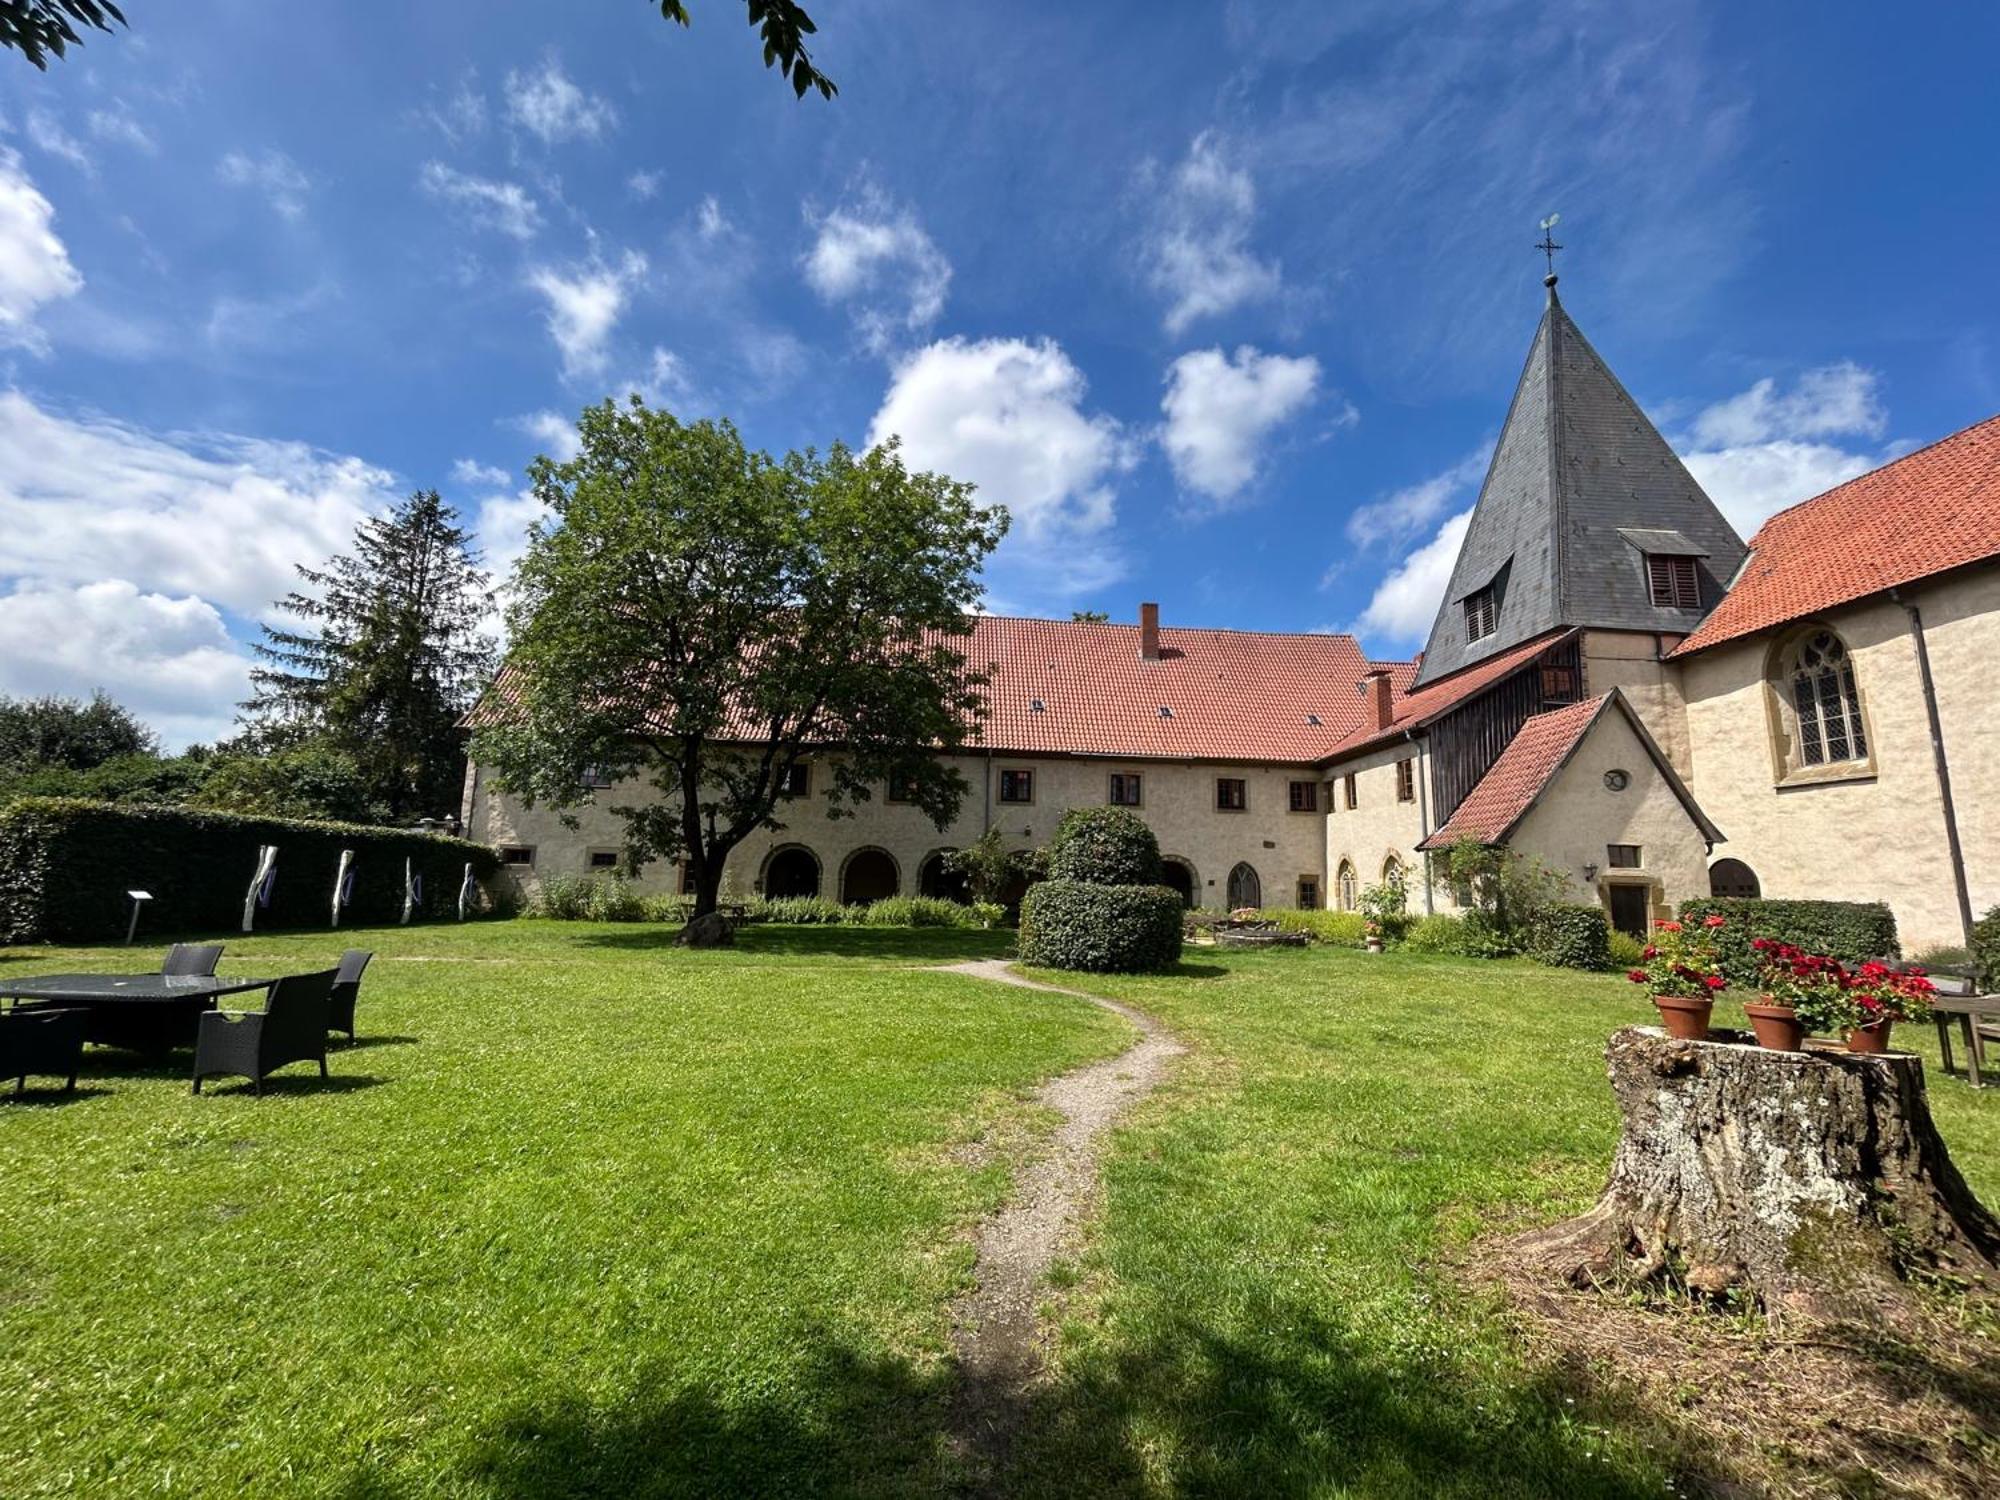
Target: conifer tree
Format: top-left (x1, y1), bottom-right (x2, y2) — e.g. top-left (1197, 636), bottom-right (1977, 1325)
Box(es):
top-left (244, 490), bottom-right (494, 820)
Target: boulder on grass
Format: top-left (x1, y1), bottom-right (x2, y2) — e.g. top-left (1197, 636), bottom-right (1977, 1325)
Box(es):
top-left (676, 911), bottom-right (734, 948)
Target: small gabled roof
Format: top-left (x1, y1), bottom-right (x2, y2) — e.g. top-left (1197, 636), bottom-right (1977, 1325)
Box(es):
top-left (1671, 411), bottom-right (2000, 658)
top-left (1417, 689), bottom-right (1722, 850)
top-left (1319, 628), bottom-right (1576, 766)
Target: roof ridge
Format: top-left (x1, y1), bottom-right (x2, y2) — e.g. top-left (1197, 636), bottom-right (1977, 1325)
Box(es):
top-left (1749, 410), bottom-right (2000, 539)
top-left (978, 613), bottom-right (1368, 645)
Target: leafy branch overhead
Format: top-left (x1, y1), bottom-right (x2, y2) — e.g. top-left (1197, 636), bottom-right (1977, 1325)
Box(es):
top-left (0, 0), bottom-right (124, 68)
top-left (654, 0), bottom-right (836, 98)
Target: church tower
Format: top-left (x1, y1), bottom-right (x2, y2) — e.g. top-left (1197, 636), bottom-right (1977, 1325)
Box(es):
top-left (1413, 274), bottom-right (1747, 691)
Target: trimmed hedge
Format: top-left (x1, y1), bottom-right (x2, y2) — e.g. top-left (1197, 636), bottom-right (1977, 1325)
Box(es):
top-left (1530, 903), bottom-right (1611, 971)
top-left (1044, 807), bottom-right (1161, 887)
top-left (1019, 879), bottom-right (1182, 973)
top-left (1678, 895), bottom-right (1900, 984)
top-left (0, 798), bottom-right (499, 943)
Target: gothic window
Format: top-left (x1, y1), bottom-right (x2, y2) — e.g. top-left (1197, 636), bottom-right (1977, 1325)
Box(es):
top-left (1227, 862), bottom-right (1262, 910)
top-left (1336, 860), bottom-right (1358, 911)
top-left (1779, 628), bottom-right (1869, 771)
top-left (1463, 586), bottom-right (1497, 642)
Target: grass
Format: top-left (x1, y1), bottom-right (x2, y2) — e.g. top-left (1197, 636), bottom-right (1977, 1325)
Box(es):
top-left (3, 926), bottom-right (1996, 1496)
top-left (0, 919), bottom-right (1130, 1498)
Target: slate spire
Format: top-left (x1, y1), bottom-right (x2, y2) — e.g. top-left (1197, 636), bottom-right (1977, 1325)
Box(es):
top-left (1411, 283), bottom-right (1748, 686)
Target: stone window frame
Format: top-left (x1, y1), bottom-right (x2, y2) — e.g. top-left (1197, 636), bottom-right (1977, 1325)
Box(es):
top-left (1295, 875), bottom-right (1320, 910)
top-left (1395, 759), bottom-right (1415, 803)
top-left (1606, 843), bottom-right (1642, 869)
top-left (1764, 622), bottom-right (1879, 788)
top-left (1335, 859), bottom-right (1358, 911)
top-left (1287, 779), bottom-right (1318, 813)
top-left (1343, 772), bottom-right (1359, 811)
top-left (1215, 777), bottom-right (1248, 812)
top-left (585, 848), bottom-right (621, 871)
top-left (498, 845), bottom-right (535, 867)
top-left (778, 761), bottom-right (811, 799)
top-left (1108, 771), bottom-right (1144, 807)
top-left (998, 766), bottom-right (1036, 805)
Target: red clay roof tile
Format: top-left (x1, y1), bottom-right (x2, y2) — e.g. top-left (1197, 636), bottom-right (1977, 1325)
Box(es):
top-left (1672, 412), bottom-right (2000, 657)
top-left (1417, 694), bottom-right (1609, 849)
top-left (1320, 629), bottom-right (1576, 764)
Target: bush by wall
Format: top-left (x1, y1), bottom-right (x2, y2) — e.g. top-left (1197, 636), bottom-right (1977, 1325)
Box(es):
top-left (1267, 908), bottom-right (1368, 947)
top-left (1404, 913), bottom-right (1476, 955)
top-left (1678, 896), bottom-right (1900, 984)
top-left (1606, 929), bottom-right (1647, 969)
top-left (524, 882), bottom-right (1006, 930)
top-left (1043, 807), bottom-right (1162, 887)
top-left (1529, 903), bottom-right (1612, 971)
top-left (0, 797), bottom-right (499, 943)
top-left (1019, 880), bottom-right (1182, 973)
top-left (1971, 905), bottom-right (2000, 989)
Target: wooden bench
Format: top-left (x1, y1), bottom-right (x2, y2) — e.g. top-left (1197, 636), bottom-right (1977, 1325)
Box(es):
top-left (1928, 968), bottom-right (2000, 1087)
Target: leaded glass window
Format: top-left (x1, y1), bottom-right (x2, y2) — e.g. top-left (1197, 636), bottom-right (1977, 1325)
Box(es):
top-left (1785, 630), bottom-right (1867, 768)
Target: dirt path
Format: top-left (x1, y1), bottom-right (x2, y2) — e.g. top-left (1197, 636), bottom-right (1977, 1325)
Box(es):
top-left (932, 959), bottom-right (1184, 1493)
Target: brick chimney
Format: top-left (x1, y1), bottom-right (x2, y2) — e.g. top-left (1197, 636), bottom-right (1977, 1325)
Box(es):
top-left (1139, 601), bottom-right (1160, 661)
top-left (1362, 669), bottom-right (1393, 731)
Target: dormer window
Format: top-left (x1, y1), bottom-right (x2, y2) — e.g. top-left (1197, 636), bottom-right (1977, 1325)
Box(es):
top-left (1030, 698), bottom-right (1046, 712)
top-left (1158, 705), bottom-right (1174, 718)
top-left (1463, 586), bottom-right (1497, 642)
top-left (1648, 554), bottom-right (1700, 610)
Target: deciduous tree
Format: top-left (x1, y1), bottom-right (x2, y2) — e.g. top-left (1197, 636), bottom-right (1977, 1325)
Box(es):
top-left (472, 398), bottom-right (1005, 924)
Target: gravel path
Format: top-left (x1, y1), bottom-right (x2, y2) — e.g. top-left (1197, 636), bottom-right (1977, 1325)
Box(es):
top-left (932, 959), bottom-right (1183, 1493)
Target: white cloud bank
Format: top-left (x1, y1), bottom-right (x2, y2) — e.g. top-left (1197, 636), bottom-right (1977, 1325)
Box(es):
top-left (505, 57), bottom-right (616, 144)
top-left (869, 336), bottom-right (1132, 599)
top-left (527, 251), bottom-right (647, 380)
top-left (1161, 345), bottom-right (1320, 506)
top-left (1144, 132), bottom-right (1282, 335)
top-left (0, 147), bottom-right (83, 350)
top-left (802, 186), bottom-right (952, 353)
top-left (419, 162), bottom-right (541, 240)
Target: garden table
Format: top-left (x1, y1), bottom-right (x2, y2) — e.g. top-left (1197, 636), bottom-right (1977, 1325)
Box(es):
top-left (1930, 993), bottom-right (2000, 1088)
top-left (0, 972), bottom-right (278, 1055)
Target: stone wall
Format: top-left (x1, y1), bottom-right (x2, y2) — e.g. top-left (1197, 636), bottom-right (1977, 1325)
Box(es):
top-left (1320, 739), bottom-right (1444, 914)
top-left (466, 750), bottom-right (1331, 910)
top-left (1676, 564), bottom-right (2000, 952)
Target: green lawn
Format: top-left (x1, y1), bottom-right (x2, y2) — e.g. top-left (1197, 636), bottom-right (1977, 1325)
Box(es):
top-left (3, 926), bottom-right (1995, 1497)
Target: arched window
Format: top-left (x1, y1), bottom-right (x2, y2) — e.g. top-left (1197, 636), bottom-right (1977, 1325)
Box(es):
top-left (840, 848), bottom-right (899, 905)
top-left (1226, 862), bottom-right (1262, 911)
top-left (1708, 858), bottom-right (1760, 899)
top-left (761, 845), bottom-right (821, 899)
top-left (1381, 854), bottom-right (1404, 887)
top-left (1160, 859), bottom-right (1198, 909)
top-left (1779, 628), bottom-right (1868, 770)
top-left (918, 851), bottom-right (970, 903)
top-left (1336, 860), bottom-right (1358, 911)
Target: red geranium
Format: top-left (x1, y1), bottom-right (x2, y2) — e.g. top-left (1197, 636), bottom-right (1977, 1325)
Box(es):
top-left (1627, 916), bottom-right (1727, 997)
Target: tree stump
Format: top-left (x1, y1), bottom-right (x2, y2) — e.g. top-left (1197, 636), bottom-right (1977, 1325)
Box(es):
top-left (1516, 1026), bottom-right (2000, 1323)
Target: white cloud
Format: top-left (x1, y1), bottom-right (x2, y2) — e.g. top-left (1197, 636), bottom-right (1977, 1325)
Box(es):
top-left (1677, 363), bottom-right (1889, 533)
top-left (1160, 345), bottom-right (1320, 506)
top-left (802, 185), bottom-right (952, 353)
top-left (1342, 445), bottom-right (1491, 551)
top-left (0, 390), bottom-right (395, 618)
top-left (0, 148), bottom-right (83, 350)
top-left (418, 161), bottom-right (541, 239)
top-left (86, 102), bottom-right (155, 153)
top-left (504, 57), bottom-right (615, 145)
top-left (0, 580), bottom-right (249, 749)
top-left (452, 458), bottom-right (513, 491)
top-left (511, 409), bottom-right (582, 463)
top-left (526, 251), bottom-right (646, 379)
top-left (1351, 508), bottom-right (1472, 647)
top-left (696, 195), bottom-right (728, 240)
top-left (217, 148), bottom-right (311, 220)
top-left (420, 74), bottom-right (487, 146)
top-left (475, 489), bottom-right (548, 593)
top-left (869, 336), bottom-right (1132, 597)
top-left (1145, 132), bottom-right (1282, 335)
top-left (627, 170), bottom-right (662, 201)
top-left (25, 111), bottom-right (91, 173)
top-left (615, 346), bottom-right (701, 411)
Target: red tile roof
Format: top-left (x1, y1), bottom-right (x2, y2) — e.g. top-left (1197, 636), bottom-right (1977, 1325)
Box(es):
top-left (1320, 629), bottom-right (1576, 764)
top-left (1418, 695), bottom-right (1610, 849)
top-left (478, 615), bottom-right (1401, 765)
top-left (1672, 412), bottom-right (2000, 657)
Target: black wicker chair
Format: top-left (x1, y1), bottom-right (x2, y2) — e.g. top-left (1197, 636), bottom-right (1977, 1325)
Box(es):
top-left (3, 1006), bottom-right (88, 1096)
top-left (328, 950), bottom-right (374, 1040)
top-left (191, 970), bottom-right (337, 1096)
top-left (162, 943), bottom-right (225, 977)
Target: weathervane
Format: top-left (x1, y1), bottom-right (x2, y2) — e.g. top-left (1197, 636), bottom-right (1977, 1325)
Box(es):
top-left (1536, 213), bottom-right (1563, 285)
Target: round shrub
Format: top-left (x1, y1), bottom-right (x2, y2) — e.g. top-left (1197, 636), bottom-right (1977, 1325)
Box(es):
top-left (1019, 879), bottom-right (1183, 973)
top-left (1043, 807), bottom-right (1161, 887)
top-left (1529, 902), bottom-right (1611, 970)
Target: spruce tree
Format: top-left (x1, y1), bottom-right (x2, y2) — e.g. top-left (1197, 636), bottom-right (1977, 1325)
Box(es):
top-left (244, 490), bottom-right (495, 820)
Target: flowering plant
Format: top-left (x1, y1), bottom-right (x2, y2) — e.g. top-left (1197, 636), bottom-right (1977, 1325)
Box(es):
top-left (1749, 940), bottom-right (1936, 1033)
top-left (1625, 915), bottom-right (1728, 996)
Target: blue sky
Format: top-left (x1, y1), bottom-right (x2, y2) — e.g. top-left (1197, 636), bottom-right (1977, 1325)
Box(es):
top-left (0, 0), bottom-right (1996, 746)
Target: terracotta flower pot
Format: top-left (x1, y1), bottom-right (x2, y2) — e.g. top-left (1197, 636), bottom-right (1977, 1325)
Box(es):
top-left (1651, 994), bottom-right (1714, 1041)
top-left (1743, 1000), bottom-right (1806, 1052)
top-left (1844, 1018), bottom-right (1895, 1054)
top-left (1364, 935), bottom-right (1384, 953)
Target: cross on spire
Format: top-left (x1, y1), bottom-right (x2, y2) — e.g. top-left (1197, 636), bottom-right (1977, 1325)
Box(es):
top-left (1536, 213), bottom-right (1563, 288)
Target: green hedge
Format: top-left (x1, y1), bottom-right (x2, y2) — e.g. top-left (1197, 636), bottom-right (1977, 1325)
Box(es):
top-left (1043, 807), bottom-right (1161, 887)
top-left (1529, 903), bottom-right (1611, 971)
top-left (1020, 879), bottom-right (1182, 973)
top-left (1678, 895), bottom-right (1900, 984)
top-left (1972, 905), bottom-right (2000, 989)
top-left (1404, 914), bottom-right (1476, 955)
top-left (0, 798), bottom-right (499, 943)
top-left (1267, 908), bottom-right (1368, 947)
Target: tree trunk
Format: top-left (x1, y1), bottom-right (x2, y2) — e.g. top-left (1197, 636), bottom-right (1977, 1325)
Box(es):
top-left (675, 849), bottom-right (734, 947)
top-left (1515, 1026), bottom-right (2000, 1324)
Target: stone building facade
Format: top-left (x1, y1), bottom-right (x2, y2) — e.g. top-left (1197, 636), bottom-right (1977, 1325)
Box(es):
top-left (467, 283), bottom-right (2000, 952)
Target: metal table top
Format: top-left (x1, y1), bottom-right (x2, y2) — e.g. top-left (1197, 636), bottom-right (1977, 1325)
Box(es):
top-left (0, 973), bottom-right (277, 1005)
